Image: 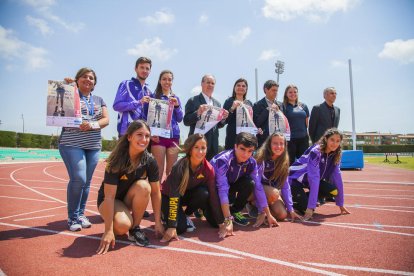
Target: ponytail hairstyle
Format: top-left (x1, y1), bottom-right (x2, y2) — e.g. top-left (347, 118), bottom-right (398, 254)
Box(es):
top-left (106, 120), bottom-right (151, 174)
top-left (176, 133), bottom-right (207, 195)
top-left (154, 70), bottom-right (174, 99)
top-left (255, 132), bottom-right (289, 189)
top-left (318, 128), bottom-right (343, 165)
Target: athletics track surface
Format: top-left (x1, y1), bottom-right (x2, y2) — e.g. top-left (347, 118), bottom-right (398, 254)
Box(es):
top-left (0, 161), bottom-right (413, 275)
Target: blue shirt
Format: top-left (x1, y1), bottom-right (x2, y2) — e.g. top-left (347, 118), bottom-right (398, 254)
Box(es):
top-left (282, 103), bottom-right (309, 139)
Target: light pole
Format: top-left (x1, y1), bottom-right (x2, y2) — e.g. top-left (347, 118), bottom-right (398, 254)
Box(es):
top-left (21, 114), bottom-right (25, 133)
top-left (275, 60), bottom-right (285, 84)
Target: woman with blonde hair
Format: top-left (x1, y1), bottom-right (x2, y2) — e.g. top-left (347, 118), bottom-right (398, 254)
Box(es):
top-left (252, 132), bottom-right (302, 222)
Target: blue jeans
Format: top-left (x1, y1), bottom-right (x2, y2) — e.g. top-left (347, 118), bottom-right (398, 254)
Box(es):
top-left (59, 144), bottom-right (100, 221)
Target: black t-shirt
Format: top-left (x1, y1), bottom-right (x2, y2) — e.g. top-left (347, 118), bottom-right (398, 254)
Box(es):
top-left (97, 152), bottom-right (159, 205)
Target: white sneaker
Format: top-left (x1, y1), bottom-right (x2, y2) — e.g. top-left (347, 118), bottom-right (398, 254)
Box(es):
top-left (186, 216), bottom-right (196, 232)
top-left (78, 216), bottom-right (92, 228)
top-left (68, 219), bottom-right (81, 232)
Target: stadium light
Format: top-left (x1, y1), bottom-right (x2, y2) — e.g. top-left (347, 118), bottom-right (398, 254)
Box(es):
top-left (275, 60), bottom-right (285, 84)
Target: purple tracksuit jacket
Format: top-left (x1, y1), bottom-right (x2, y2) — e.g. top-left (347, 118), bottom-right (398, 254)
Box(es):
top-left (289, 144), bottom-right (344, 209)
top-left (210, 150), bottom-right (268, 213)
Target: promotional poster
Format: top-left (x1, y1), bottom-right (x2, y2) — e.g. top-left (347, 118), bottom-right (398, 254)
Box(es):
top-left (236, 103), bottom-right (257, 135)
top-left (268, 109), bottom-right (291, 141)
top-left (147, 98), bottom-right (174, 138)
top-left (194, 106), bottom-right (224, 135)
top-left (46, 80), bottom-right (81, 127)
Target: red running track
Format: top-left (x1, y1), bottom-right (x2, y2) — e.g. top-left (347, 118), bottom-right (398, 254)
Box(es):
top-left (0, 161), bottom-right (414, 275)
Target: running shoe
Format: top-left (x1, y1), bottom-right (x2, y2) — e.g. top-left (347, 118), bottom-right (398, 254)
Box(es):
top-left (143, 210), bottom-right (150, 218)
top-left (246, 203), bottom-right (258, 218)
top-left (68, 219), bottom-right (82, 232)
top-left (78, 215), bottom-right (92, 228)
top-left (128, 226), bottom-right (150, 247)
top-left (193, 209), bottom-right (204, 218)
top-left (186, 216), bottom-right (196, 232)
top-left (231, 212), bottom-right (249, 226)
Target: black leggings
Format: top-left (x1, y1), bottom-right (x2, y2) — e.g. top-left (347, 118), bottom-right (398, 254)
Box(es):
top-left (161, 185), bottom-right (218, 234)
top-left (287, 136), bottom-right (309, 165)
top-left (290, 179), bottom-right (337, 214)
top-left (229, 176), bottom-right (255, 213)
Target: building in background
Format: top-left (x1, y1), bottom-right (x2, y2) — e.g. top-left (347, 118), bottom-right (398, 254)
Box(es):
top-left (342, 132), bottom-right (414, 146)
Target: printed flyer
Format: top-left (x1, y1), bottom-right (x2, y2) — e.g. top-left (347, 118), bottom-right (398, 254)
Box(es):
top-left (147, 98), bottom-right (174, 138)
top-left (46, 80), bottom-right (82, 127)
top-left (194, 106), bottom-right (224, 135)
top-left (236, 103), bottom-right (257, 135)
top-left (268, 109), bottom-right (291, 141)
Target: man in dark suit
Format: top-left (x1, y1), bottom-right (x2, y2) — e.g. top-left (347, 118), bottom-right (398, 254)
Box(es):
top-left (309, 87), bottom-right (340, 144)
top-left (184, 74), bottom-right (229, 160)
top-left (253, 80), bottom-right (282, 148)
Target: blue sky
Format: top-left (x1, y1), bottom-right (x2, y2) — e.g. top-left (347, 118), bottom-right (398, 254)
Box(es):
top-left (0, 0), bottom-right (413, 143)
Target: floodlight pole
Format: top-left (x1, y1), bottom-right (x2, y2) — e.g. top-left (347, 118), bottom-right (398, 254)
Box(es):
top-left (21, 114), bottom-right (25, 133)
top-left (275, 60), bottom-right (285, 84)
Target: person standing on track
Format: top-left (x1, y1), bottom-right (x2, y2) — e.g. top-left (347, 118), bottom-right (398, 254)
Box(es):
top-left (160, 134), bottom-right (233, 242)
top-left (59, 67), bottom-right (109, 232)
top-left (96, 120), bottom-right (164, 254)
top-left (288, 128), bottom-right (351, 221)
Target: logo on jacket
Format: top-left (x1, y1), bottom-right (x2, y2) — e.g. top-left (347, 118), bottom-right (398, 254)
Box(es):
top-left (120, 174), bottom-right (128, 180)
top-left (197, 173), bottom-right (204, 179)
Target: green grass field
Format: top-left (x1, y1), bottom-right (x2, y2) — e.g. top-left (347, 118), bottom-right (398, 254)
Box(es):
top-left (364, 156), bottom-right (414, 171)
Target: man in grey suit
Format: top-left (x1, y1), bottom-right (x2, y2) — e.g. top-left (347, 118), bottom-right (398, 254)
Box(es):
top-left (309, 87), bottom-right (340, 144)
top-left (184, 74), bottom-right (229, 160)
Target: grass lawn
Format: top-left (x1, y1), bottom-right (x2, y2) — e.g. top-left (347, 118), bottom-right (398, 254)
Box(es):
top-left (364, 156), bottom-right (414, 171)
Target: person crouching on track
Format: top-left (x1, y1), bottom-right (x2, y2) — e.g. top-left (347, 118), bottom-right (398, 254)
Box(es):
top-left (210, 132), bottom-right (278, 229)
top-left (160, 133), bottom-right (231, 242)
top-left (96, 120), bottom-right (164, 254)
top-left (251, 132), bottom-right (303, 222)
top-left (288, 128), bottom-right (351, 221)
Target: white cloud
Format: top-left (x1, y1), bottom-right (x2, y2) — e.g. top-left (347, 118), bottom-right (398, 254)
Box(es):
top-left (140, 10), bottom-right (175, 25)
top-left (26, 15), bottom-right (53, 35)
top-left (38, 7), bottom-right (84, 33)
top-left (262, 0), bottom-right (357, 22)
top-left (127, 37), bottom-right (178, 61)
top-left (258, 49), bottom-right (280, 61)
top-left (22, 0), bottom-right (84, 33)
top-left (330, 59), bottom-right (348, 68)
top-left (229, 27), bottom-right (252, 44)
top-left (191, 86), bottom-right (201, 95)
top-left (378, 39), bottom-right (414, 64)
top-left (199, 14), bottom-right (209, 24)
top-left (0, 25), bottom-right (50, 70)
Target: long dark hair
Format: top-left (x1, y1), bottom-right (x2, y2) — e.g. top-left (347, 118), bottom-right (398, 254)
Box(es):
top-left (154, 70), bottom-right (174, 99)
top-left (106, 120), bottom-right (151, 174)
top-left (175, 133), bottom-right (207, 195)
top-left (318, 128), bottom-right (343, 165)
top-left (231, 78), bottom-right (248, 100)
top-left (255, 132), bottom-right (289, 189)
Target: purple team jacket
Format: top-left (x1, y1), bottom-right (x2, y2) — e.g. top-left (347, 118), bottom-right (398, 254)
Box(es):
top-left (288, 144), bottom-right (344, 209)
top-left (257, 160), bottom-right (294, 212)
top-left (210, 150), bottom-right (268, 213)
top-left (113, 78), bottom-right (150, 136)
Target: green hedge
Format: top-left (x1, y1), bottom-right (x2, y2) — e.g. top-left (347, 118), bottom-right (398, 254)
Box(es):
top-left (0, 131), bottom-right (17, 147)
top-left (343, 144), bottom-right (414, 153)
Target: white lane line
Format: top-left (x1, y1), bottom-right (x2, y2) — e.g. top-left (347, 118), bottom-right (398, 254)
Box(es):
top-left (349, 204), bottom-right (414, 209)
top-left (43, 165), bottom-right (67, 181)
top-left (10, 166), bottom-right (100, 216)
top-left (0, 178), bottom-right (66, 183)
top-left (345, 194), bottom-right (414, 200)
top-left (302, 262), bottom-right (414, 275)
top-left (0, 185), bottom-right (99, 192)
top-left (303, 221), bottom-right (414, 237)
top-left (0, 195), bottom-right (57, 203)
top-left (338, 205), bottom-right (414, 213)
top-left (180, 237), bottom-right (343, 276)
top-left (321, 222), bottom-right (414, 229)
top-left (0, 205), bottom-right (66, 220)
top-left (345, 180), bottom-right (414, 185)
top-left (14, 215), bottom-right (56, 222)
top-left (0, 222), bottom-right (242, 259)
top-left (346, 187), bottom-right (414, 192)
